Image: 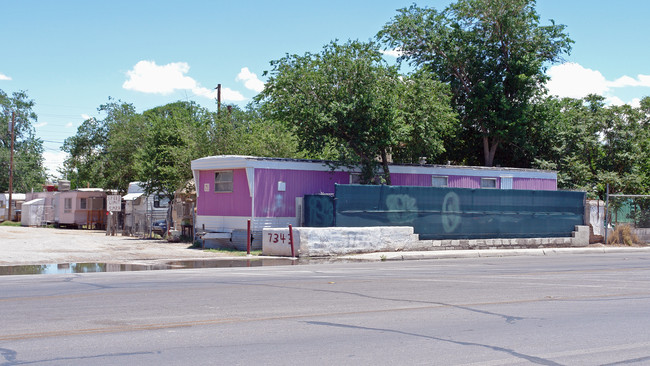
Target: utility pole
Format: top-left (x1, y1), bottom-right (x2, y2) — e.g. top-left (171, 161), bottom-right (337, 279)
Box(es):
top-left (215, 84), bottom-right (222, 114)
top-left (8, 111), bottom-right (15, 222)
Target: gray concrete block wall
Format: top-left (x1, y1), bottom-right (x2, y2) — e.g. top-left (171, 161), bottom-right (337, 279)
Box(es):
top-left (262, 225), bottom-right (591, 257)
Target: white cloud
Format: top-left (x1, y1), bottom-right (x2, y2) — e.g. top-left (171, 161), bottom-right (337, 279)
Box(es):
top-left (65, 122), bottom-right (74, 128)
top-left (123, 60), bottom-right (246, 101)
top-left (34, 122), bottom-right (47, 128)
top-left (81, 114), bottom-right (91, 120)
top-left (546, 63), bottom-right (608, 99)
top-left (123, 61), bottom-right (195, 94)
top-left (42, 151), bottom-right (68, 177)
top-left (380, 48), bottom-right (404, 58)
top-left (609, 74), bottom-right (650, 88)
top-left (547, 62), bottom-right (650, 106)
top-left (0, 73), bottom-right (11, 81)
top-left (236, 67), bottom-right (265, 93)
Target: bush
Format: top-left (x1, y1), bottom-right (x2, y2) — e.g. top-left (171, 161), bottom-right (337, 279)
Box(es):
top-left (0, 221), bottom-right (21, 227)
top-left (607, 224), bottom-right (641, 246)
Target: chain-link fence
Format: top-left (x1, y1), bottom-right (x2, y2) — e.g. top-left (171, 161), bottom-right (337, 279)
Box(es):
top-left (606, 194), bottom-right (650, 244)
top-left (607, 195), bottom-right (650, 228)
top-left (106, 210), bottom-right (168, 238)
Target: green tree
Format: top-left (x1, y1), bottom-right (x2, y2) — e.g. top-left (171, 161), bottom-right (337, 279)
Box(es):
top-left (379, 0), bottom-right (573, 166)
top-left (138, 101), bottom-right (214, 197)
top-left (0, 90), bottom-right (47, 192)
top-left (258, 40), bottom-right (455, 184)
top-left (230, 103), bottom-right (303, 159)
top-left (534, 95), bottom-right (650, 198)
top-left (61, 98), bottom-right (142, 193)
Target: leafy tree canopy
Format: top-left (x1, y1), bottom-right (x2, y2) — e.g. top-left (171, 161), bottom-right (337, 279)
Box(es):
top-left (258, 39), bottom-right (456, 184)
top-left (534, 95), bottom-right (650, 198)
top-left (0, 89), bottom-right (47, 192)
top-left (379, 0), bottom-right (573, 166)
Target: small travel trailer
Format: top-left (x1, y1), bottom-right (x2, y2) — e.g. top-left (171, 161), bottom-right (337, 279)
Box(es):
top-left (0, 193), bottom-right (26, 221)
top-left (190, 155), bottom-right (558, 248)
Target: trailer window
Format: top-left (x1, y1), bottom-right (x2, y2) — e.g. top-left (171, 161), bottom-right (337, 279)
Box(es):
top-left (480, 178), bottom-right (497, 189)
top-left (64, 198), bottom-right (72, 211)
top-left (80, 198), bottom-right (87, 209)
top-left (215, 171), bottom-right (233, 192)
top-left (432, 176), bottom-right (448, 187)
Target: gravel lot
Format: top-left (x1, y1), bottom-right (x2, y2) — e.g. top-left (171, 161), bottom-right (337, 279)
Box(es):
top-left (0, 226), bottom-right (234, 265)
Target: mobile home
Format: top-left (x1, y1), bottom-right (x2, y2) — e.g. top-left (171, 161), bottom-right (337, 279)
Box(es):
top-left (57, 189), bottom-right (107, 229)
top-left (190, 155), bottom-right (558, 247)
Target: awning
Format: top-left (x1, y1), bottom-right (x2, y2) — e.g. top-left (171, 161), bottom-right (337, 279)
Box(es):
top-left (123, 193), bottom-right (144, 201)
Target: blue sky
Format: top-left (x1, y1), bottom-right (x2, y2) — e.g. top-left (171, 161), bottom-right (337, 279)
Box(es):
top-left (1, 0), bottom-right (650, 177)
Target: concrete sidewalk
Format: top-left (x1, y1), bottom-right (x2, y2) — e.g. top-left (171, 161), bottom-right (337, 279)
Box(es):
top-left (340, 246), bottom-right (650, 261)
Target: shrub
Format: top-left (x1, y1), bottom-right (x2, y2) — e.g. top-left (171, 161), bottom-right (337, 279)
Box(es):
top-left (607, 224), bottom-right (640, 246)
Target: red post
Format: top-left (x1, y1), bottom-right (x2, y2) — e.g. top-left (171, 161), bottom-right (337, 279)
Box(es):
top-left (289, 224), bottom-right (295, 258)
top-left (247, 219), bottom-right (251, 255)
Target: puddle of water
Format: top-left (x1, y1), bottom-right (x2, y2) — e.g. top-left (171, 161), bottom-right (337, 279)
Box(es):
top-left (0, 258), bottom-right (302, 276)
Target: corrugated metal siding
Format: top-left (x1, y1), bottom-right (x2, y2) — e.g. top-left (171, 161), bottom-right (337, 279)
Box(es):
top-left (254, 169), bottom-right (349, 218)
top-left (392, 174), bottom-right (507, 189)
top-left (513, 178), bottom-right (556, 191)
top-left (448, 175), bottom-right (500, 189)
top-left (197, 169), bottom-right (252, 216)
top-left (391, 173), bottom-right (432, 186)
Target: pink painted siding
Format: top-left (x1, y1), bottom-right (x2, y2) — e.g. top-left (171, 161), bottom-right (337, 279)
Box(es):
top-left (58, 191), bottom-right (106, 225)
top-left (254, 169), bottom-right (349, 218)
top-left (197, 169), bottom-right (252, 216)
top-left (513, 178), bottom-right (556, 191)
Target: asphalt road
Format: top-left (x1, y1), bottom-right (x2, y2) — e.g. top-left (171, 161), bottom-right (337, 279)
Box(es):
top-left (2, 253), bottom-right (650, 365)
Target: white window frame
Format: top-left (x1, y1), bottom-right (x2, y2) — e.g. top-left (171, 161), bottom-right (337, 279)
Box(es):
top-left (215, 170), bottom-right (234, 193)
top-left (64, 198), bottom-right (72, 211)
top-left (432, 176), bottom-right (448, 187)
top-left (480, 178), bottom-right (497, 189)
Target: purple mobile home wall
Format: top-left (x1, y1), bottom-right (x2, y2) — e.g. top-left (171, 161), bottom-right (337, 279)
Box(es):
top-left (449, 175), bottom-right (498, 189)
top-left (197, 169), bottom-right (251, 217)
top-left (513, 178), bottom-right (557, 190)
top-left (390, 173), bottom-right (432, 186)
top-left (254, 169), bottom-right (349, 218)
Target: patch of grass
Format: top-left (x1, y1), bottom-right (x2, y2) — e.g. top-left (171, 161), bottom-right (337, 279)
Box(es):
top-left (204, 248), bottom-right (262, 256)
top-left (0, 221), bottom-right (21, 227)
top-left (608, 224), bottom-right (641, 245)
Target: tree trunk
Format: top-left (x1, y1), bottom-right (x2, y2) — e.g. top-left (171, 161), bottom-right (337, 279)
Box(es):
top-left (483, 136), bottom-right (500, 166)
top-left (381, 148), bottom-right (391, 185)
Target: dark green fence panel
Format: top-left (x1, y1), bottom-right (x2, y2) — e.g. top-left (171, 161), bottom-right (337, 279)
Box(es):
top-left (334, 185), bottom-right (585, 239)
top-left (303, 195), bottom-right (335, 227)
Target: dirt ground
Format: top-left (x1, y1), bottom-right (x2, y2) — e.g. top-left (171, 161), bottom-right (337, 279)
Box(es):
top-left (0, 226), bottom-right (236, 265)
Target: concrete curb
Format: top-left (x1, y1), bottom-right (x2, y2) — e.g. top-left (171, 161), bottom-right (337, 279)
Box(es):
top-left (338, 246), bottom-right (650, 261)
